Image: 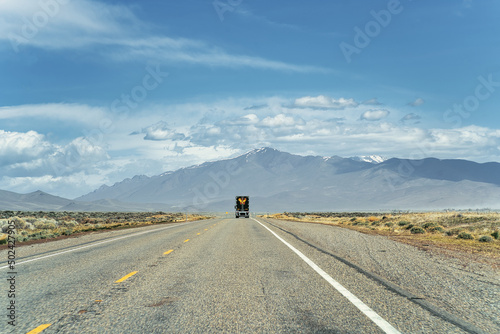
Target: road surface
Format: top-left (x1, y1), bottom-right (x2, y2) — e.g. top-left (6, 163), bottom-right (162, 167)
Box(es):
top-left (1, 217), bottom-right (496, 333)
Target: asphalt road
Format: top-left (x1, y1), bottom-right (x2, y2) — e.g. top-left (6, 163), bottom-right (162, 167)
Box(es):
top-left (0, 217), bottom-right (491, 333)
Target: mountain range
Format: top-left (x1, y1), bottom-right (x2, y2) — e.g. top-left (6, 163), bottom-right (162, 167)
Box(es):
top-left (2, 147), bottom-right (500, 212)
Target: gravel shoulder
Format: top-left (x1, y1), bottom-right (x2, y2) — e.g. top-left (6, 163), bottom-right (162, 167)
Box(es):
top-left (265, 217), bottom-right (500, 333)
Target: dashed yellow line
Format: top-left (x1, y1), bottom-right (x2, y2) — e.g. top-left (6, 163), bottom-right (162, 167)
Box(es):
top-left (26, 324), bottom-right (51, 334)
top-left (115, 271), bottom-right (138, 283)
top-left (204, 229), bottom-right (208, 231)
top-left (184, 239), bottom-right (190, 243)
top-left (163, 249), bottom-right (174, 255)
top-left (197, 233), bottom-right (201, 235)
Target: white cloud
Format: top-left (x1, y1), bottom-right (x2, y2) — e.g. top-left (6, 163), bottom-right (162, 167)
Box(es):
top-left (362, 98), bottom-right (383, 105)
top-left (0, 130), bottom-right (52, 165)
top-left (400, 113), bottom-right (421, 124)
top-left (260, 114), bottom-right (302, 127)
top-left (134, 121), bottom-right (186, 141)
top-left (360, 109), bottom-right (390, 121)
top-left (2, 99), bottom-right (500, 198)
top-left (0, 103), bottom-right (107, 126)
top-left (409, 98), bottom-right (425, 107)
top-left (224, 114), bottom-right (260, 125)
top-left (0, 0), bottom-right (327, 73)
top-left (293, 95), bottom-right (358, 109)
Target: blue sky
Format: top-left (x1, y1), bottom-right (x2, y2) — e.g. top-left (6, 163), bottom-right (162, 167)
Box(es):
top-left (1, 0), bottom-right (500, 198)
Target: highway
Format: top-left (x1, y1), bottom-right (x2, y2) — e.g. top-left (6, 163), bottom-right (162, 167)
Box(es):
top-left (1, 217), bottom-right (496, 333)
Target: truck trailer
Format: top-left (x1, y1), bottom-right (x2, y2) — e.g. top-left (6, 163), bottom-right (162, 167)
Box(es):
top-left (235, 196), bottom-right (250, 218)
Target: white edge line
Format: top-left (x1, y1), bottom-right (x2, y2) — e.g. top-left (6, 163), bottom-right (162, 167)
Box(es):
top-left (0, 220), bottom-right (202, 270)
top-left (252, 218), bottom-right (401, 334)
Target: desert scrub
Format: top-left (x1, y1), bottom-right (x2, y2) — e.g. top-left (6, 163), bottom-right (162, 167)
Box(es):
top-left (62, 228), bottom-right (74, 236)
top-left (422, 222), bottom-right (438, 229)
top-left (446, 228), bottom-right (462, 236)
top-left (24, 222), bottom-right (35, 230)
top-left (16, 236), bottom-right (27, 242)
top-left (491, 231), bottom-right (499, 240)
top-left (428, 226), bottom-right (444, 233)
top-left (398, 221), bottom-right (410, 226)
top-left (457, 232), bottom-right (474, 240)
top-left (478, 236), bottom-right (493, 242)
top-left (33, 218), bottom-right (57, 230)
top-left (0, 220), bottom-right (9, 233)
top-left (60, 220), bottom-right (77, 227)
top-left (11, 216), bottom-right (26, 229)
top-left (410, 226), bottom-right (425, 234)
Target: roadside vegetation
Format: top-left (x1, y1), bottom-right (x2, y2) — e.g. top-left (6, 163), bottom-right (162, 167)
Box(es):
top-left (0, 211), bottom-right (211, 245)
top-left (265, 211), bottom-right (500, 258)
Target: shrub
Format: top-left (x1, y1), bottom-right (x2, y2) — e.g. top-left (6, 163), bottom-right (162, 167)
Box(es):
top-left (410, 227), bottom-right (425, 234)
top-left (428, 226), bottom-right (444, 233)
top-left (398, 221), bottom-right (410, 226)
top-left (405, 224), bottom-right (414, 230)
top-left (478, 236), bottom-right (493, 242)
top-left (60, 220), bottom-right (77, 228)
top-left (423, 222), bottom-right (438, 229)
top-left (446, 228), bottom-right (461, 236)
top-left (11, 217), bottom-right (26, 229)
top-left (62, 228), bottom-right (73, 236)
top-left (457, 232), bottom-right (474, 240)
top-left (33, 218), bottom-right (58, 229)
top-left (385, 222), bottom-right (393, 227)
top-left (34, 222), bottom-right (57, 230)
top-left (491, 231), bottom-right (499, 240)
top-left (15, 236), bottom-right (27, 242)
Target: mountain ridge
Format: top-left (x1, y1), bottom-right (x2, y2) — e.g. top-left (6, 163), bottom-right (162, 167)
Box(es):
top-left (76, 147), bottom-right (500, 211)
top-left (2, 147), bottom-right (500, 211)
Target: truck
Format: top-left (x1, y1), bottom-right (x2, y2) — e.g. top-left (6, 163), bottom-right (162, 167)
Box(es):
top-left (235, 196), bottom-right (250, 218)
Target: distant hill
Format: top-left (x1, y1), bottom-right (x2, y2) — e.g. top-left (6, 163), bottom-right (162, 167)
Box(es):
top-left (3, 148), bottom-right (499, 212)
top-left (76, 147), bottom-right (500, 212)
top-left (0, 190), bottom-right (170, 212)
top-left (0, 190), bottom-right (72, 211)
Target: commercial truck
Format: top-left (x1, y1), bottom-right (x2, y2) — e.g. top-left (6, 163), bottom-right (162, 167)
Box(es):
top-left (235, 196), bottom-right (250, 218)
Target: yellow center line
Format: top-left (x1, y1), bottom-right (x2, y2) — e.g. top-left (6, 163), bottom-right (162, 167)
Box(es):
top-left (184, 239), bottom-right (190, 243)
top-left (163, 249), bottom-right (174, 255)
top-left (197, 233), bottom-right (201, 235)
top-left (204, 229), bottom-right (208, 231)
top-left (115, 271), bottom-right (138, 283)
top-left (26, 324), bottom-right (51, 334)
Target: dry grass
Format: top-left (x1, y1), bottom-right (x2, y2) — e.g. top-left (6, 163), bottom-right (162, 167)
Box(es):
top-left (264, 211), bottom-right (500, 259)
top-left (0, 212), bottom-right (212, 245)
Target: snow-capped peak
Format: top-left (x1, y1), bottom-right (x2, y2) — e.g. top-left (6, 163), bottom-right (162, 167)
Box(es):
top-left (351, 155), bottom-right (387, 164)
